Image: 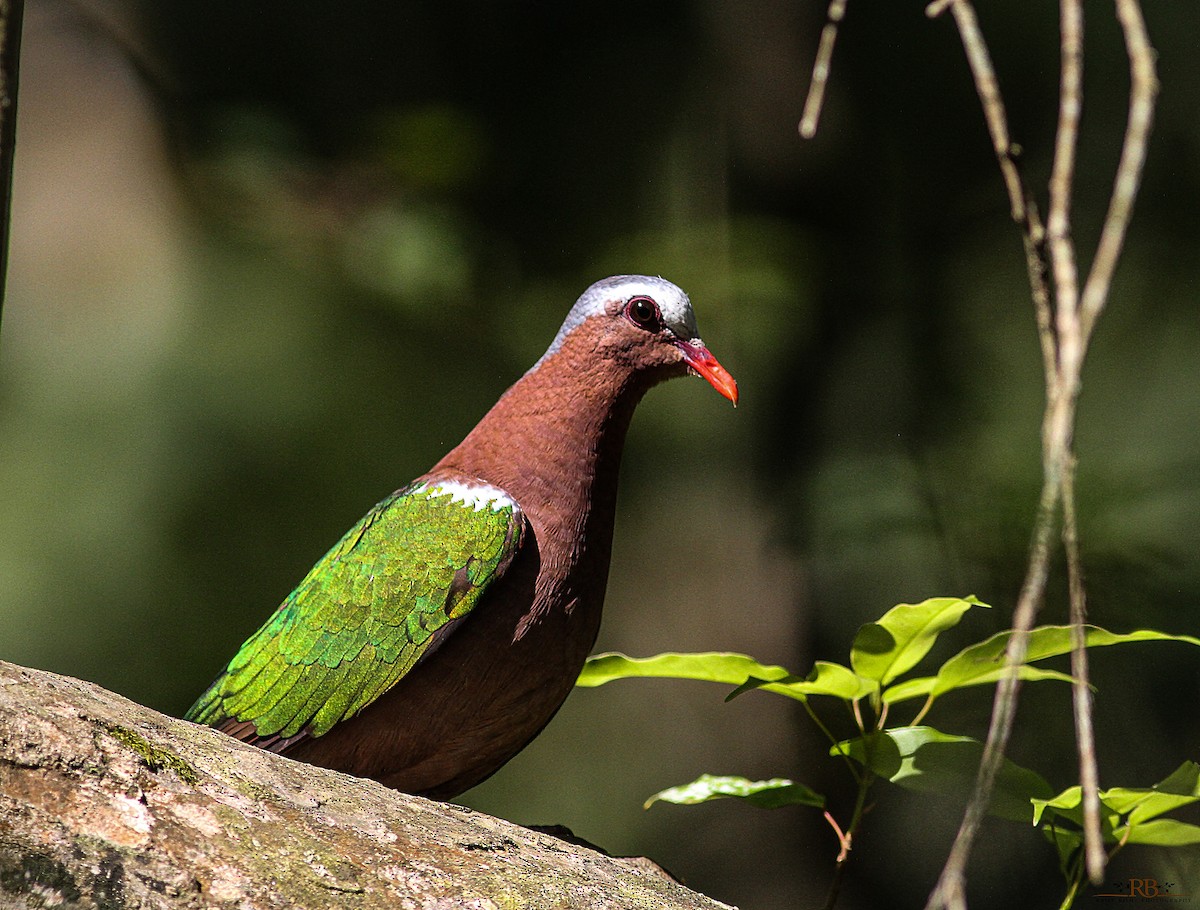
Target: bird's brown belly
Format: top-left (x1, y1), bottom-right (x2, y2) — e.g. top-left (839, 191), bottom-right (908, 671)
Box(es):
top-left (284, 546), bottom-right (602, 798)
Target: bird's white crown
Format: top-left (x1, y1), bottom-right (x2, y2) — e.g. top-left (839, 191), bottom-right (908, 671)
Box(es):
top-left (535, 275), bottom-right (698, 368)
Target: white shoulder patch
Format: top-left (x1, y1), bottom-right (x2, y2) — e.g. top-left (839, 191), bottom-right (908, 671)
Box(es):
top-left (413, 480), bottom-right (516, 513)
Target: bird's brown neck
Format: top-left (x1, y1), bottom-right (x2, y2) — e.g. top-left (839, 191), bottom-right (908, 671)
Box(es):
top-left (429, 324), bottom-right (660, 555)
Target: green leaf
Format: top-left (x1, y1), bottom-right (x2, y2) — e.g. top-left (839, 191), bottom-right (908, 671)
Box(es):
top-left (1032, 786), bottom-right (1084, 826)
top-left (1110, 790), bottom-right (1200, 827)
top-left (644, 774), bottom-right (825, 810)
top-left (727, 661), bottom-right (876, 703)
top-left (833, 725), bottom-right (1052, 822)
top-left (1118, 818), bottom-right (1200, 847)
top-left (1153, 760), bottom-right (1200, 796)
top-left (886, 625), bottom-right (1200, 705)
top-left (576, 652), bottom-right (791, 688)
top-left (884, 666), bottom-right (1076, 705)
top-left (1102, 761), bottom-right (1200, 826)
top-left (1034, 762), bottom-right (1200, 846)
top-left (849, 597), bottom-right (988, 688)
top-left (1122, 761), bottom-right (1200, 825)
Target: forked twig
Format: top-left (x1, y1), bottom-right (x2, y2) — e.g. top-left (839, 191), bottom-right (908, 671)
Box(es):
top-left (918, 0), bottom-right (1158, 907)
top-left (823, 810), bottom-right (851, 863)
top-left (798, 1), bottom-right (1157, 904)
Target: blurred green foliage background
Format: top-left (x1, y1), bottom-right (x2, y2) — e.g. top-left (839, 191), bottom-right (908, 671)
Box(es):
top-left (1, 2), bottom-right (1198, 907)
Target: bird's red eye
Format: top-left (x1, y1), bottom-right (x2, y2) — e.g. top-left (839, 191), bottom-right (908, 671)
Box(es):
top-left (624, 296), bottom-right (663, 332)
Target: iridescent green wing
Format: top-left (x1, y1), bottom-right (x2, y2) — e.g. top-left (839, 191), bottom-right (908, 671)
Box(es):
top-left (186, 480), bottom-right (524, 743)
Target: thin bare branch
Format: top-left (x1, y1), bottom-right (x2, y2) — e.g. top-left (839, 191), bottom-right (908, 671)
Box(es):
top-left (922, 0), bottom-right (1158, 906)
top-left (0, 0), bottom-right (26, 328)
top-left (1046, 0), bottom-right (1084, 332)
top-left (1041, 0), bottom-right (1106, 883)
top-left (927, 0), bottom-right (1020, 225)
top-left (801, 2), bottom-right (1156, 905)
top-left (1063, 462), bottom-right (1105, 883)
top-left (926, 0), bottom-right (1057, 391)
top-left (1079, 0), bottom-right (1159, 344)
top-left (926, 460), bottom-right (1064, 910)
top-left (1064, 14), bottom-right (1159, 871)
top-left (1023, 232), bottom-right (1058, 395)
top-left (923, 11), bottom-right (1062, 907)
top-left (1057, 2), bottom-right (1158, 879)
top-left (799, 0), bottom-right (848, 139)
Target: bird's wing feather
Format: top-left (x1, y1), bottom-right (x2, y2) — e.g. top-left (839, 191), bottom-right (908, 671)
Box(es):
top-left (185, 480), bottom-right (525, 745)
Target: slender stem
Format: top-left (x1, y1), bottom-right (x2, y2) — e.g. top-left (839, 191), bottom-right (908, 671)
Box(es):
top-left (910, 693), bottom-right (936, 727)
top-left (1058, 854), bottom-right (1085, 910)
top-left (822, 761), bottom-right (875, 910)
top-left (806, 699), bottom-right (862, 783)
top-left (823, 689), bottom-right (894, 910)
top-left (800, 0), bottom-right (849, 139)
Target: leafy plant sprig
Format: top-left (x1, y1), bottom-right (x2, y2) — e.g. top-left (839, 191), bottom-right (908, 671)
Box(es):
top-left (577, 596), bottom-right (1200, 909)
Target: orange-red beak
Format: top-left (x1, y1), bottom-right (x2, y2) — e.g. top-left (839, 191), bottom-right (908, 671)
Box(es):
top-left (676, 340), bottom-right (739, 406)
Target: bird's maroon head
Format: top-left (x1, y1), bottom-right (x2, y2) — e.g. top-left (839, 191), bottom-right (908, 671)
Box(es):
top-left (531, 275), bottom-right (738, 405)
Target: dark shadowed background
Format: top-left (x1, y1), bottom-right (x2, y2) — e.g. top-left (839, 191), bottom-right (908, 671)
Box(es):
top-left (2, 2), bottom-right (1198, 907)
